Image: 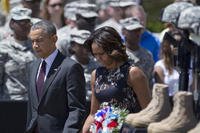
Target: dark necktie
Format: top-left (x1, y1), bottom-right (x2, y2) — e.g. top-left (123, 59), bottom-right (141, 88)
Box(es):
top-left (36, 60), bottom-right (46, 98)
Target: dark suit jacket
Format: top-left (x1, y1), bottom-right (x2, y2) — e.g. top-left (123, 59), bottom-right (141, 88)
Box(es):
top-left (25, 51), bottom-right (86, 133)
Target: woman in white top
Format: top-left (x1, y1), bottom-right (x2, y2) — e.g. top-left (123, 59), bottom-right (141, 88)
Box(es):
top-left (154, 31), bottom-right (193, 96)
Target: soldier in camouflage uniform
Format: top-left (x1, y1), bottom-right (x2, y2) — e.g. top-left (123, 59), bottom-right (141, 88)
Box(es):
top-left (56, 1), bottom-right (79, 56)
top-left (0, 7), bottom-right (36, 101)
top-left (68, 29), bottom-right (99, 114)
top-left (120, 17), bottom-right (154, 89)
top-left (95, 0), bottom-right (137, 34)
top-left (56, 1), bottom-right (98, 57)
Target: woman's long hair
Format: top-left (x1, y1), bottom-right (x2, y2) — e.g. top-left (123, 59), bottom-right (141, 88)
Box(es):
top-left (40, 0), bottom-right (51, 20)
top-left (160, 39), bottom-right (174, 75)
top-left (84, 26), bottom-right (128, 63)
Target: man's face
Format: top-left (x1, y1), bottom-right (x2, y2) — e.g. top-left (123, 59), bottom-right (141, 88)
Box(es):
top-left (122, 28), bottom-right (142, 45)
top-left (73, 43), bottom-right (90, 64)
top-left (10, 19), bottom-right (32, 37)
top-left (29, 29), bottom-right (56, 58)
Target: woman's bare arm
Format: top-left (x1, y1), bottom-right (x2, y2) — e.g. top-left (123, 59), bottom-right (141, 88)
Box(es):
top-left (128, 66), bottom-right (151, 109)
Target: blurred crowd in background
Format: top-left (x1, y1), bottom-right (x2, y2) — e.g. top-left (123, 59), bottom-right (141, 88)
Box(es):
top-left (0, 0), bottom-right (199, 103)
top-left (1, 0), bottom-right (200, 132)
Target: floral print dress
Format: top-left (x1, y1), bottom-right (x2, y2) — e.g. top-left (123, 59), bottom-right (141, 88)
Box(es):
top-left (94, 61), bottom-right (141, 113)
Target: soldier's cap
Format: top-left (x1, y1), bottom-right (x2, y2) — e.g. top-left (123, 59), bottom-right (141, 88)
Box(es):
top-left (178, 6), bottom-right (200, 35)
top-left (70, 30), bottom-right (91, 45)
top-left (76, 3), bottom-right (98, 18)
top-left (96, 0), bottom-right (116, 10)
top-left (10, 7), bottom-right (32, 21)
top-left (161, 2), bottom-right (193, 24)
top-left (64, 2), bottom-right (79, 20)
top-left (120, 17), bottom-right (144, 30)
top-left (109, 0), bottom-right (138, 8)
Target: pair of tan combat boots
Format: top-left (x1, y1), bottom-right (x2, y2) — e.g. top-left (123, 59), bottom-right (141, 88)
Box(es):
top-left (125, 83), bottom-right (200, 133)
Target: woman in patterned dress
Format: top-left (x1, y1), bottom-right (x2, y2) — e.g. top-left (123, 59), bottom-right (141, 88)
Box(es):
top-left (82, 26), bottom-right (151, 133)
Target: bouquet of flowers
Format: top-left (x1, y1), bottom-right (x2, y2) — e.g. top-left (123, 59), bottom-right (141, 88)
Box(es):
top-left (90, 102), bottom-right (129, 133)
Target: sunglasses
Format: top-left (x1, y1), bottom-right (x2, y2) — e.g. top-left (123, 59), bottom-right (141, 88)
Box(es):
top-left (49, 3), bottom-right (63, 8)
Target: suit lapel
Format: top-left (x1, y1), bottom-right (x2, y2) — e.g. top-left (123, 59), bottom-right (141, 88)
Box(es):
top-left (39, 51), bottom-right (65, 103)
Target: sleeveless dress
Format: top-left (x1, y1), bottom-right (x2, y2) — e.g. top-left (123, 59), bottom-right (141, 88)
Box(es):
top-left (94, 61), bottom-right (141, 113)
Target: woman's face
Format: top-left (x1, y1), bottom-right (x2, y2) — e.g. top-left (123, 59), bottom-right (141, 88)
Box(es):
top-left (47, 0), bottom-right (63, 16)
top-left (91, 42), bottom-right (113, 68)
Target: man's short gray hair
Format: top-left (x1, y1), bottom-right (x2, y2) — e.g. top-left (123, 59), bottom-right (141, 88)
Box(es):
top-left (31, 19), bottom-right (57, 36)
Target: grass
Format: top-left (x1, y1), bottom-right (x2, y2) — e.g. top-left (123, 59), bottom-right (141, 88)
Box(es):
top-left (143, 0), bottom-right (174, 32)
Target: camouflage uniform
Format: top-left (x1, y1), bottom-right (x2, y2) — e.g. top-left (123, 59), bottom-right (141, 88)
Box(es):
top-left (71, 55), bottom-right (99, 101)
top-left (57, 26), bottom-right (77, 56)
top-left (159, 2), bottom-right (194, 42)
top-left (95, 0), bottom-right (137, 34)
top-left (0, 15), bottom-right (14, 40)
top-left (0, 15), bottom-right (13, 41)
top-left (83, 59), bottom-right (99, 101)
top-left (178, 6), bottom-right (200, 36)
top-left (70, 55), bottom-right (99, 115)
top-left (57, 2), bottom-right (98, 56)
top-left (69, 29), bottom-right (99, 102)
top-left (161, 1), bottom-right (193, 25)
top-left (56, 2), bottom-right (79, 56)
top-left (126, 47), bottom-right (154, 84)
top-left (0, 7), bottom-right (36, 100)
top-left (69, 29), bottom-right (99, 115)
top-left (0, 37), bottom-right (36, 100)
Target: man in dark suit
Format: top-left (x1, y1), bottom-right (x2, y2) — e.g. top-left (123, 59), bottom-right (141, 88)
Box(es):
top-left (26, 20), bottom-right (86, 133)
